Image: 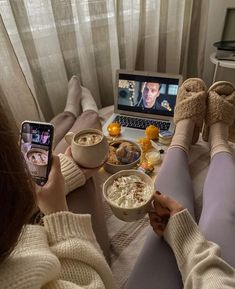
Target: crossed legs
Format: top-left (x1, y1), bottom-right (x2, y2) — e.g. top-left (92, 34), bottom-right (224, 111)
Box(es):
top-left (51, 75), bottom-right (100, 154)
top-left (49, 76), bottom-right (110, 263)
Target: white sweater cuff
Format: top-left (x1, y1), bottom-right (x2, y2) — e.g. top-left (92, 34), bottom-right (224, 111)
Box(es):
top-left (43, 211), bottom-right (96, 245)
top-left (164, 209), bottom-right (204, 266)
top-left (58, 153), bottom-right (86, 195)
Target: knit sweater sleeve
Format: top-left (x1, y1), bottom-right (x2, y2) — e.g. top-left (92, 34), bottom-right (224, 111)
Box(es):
top-left (42, 212), bottom-right (116, 289)
top-left (164, 209), bottom-right (235, 289)
top-left (58, 153), bottom-right (86, 195)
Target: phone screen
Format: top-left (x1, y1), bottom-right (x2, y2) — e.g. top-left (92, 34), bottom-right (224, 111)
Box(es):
top-left (20, 121), bottom-right (54, 186)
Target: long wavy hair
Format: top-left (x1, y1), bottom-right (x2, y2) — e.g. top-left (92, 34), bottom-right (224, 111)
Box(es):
top-left (0, 96), bottom-right (35, 263)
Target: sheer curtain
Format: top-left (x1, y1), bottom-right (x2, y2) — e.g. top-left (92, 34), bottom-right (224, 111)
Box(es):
top-left (0, 0), bottom-right (208, 126)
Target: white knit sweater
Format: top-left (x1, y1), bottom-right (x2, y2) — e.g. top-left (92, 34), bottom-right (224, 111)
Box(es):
top-left (164, 209), bottom-right (235, 289)
top-left (1, 210), bottom-right (235, 288)
top-left (0, 212), bottom-right (116, 289)
top-left (58, 154), bottom-right (86, 195)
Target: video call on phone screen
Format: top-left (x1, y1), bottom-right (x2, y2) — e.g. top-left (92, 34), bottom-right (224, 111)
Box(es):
top-left (21, 123), bottom-right (52, 186)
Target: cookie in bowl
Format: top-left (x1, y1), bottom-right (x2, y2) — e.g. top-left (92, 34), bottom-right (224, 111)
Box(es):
top-left (104, 139), bottom-right (142, 174)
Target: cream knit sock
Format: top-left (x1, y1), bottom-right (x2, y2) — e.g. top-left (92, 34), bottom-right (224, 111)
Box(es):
top-left (81, 87), bottom-right (98, 112)
top-left (209, 122), bottom-right (231, 158)
top-left (64, 76), bottom-right (82, 117)
top-left (169, 119), bottom-right (195, 154)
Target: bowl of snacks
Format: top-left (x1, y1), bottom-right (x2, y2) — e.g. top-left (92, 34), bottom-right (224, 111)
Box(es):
top-left (104, 139), bottom-right (142, 174)
top-left (103, 170), bottom-right (154, 222)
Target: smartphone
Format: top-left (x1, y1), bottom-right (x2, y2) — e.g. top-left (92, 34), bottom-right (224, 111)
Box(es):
top-left (20, 121), bottom-right (54, 186)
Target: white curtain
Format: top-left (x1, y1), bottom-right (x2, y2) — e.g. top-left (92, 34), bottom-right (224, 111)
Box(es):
top-left (0, 0), bottom-right (208, 126)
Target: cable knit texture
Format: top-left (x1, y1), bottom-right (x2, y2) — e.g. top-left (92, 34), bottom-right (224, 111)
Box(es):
top-left (58, 153), bottom-right (86, 195)
top-left (0, 212), bottom-right (116, 289)
top-left (164, 209), bottom-right (235, 289)
top-left (1, 211), bottom-right (235, 288)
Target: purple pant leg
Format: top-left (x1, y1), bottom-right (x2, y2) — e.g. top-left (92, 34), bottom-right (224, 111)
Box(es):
top-left (124, 148), bottom-right (195, 289)
top-left (156, 148), bottom-right (195, 216)
top-left (199, 152), bottom-right (235, 267)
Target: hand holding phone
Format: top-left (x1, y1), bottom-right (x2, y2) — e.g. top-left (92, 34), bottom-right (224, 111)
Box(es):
top-left (20, 121), bottom-right (54, 186)
top-left (35, 155), bottom-right (68, 215)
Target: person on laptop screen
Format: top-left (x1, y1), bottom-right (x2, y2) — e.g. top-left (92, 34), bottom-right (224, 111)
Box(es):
top-left (136, 82), bottom-right (172, 111)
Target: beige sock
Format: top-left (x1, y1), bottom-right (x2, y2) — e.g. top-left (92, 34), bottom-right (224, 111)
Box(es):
top-left (81, 87), bottom-right (98, 112)
top-left (64, 76), bottom-right (82, 117)
top-left (209, 122), bottom-right (231, 158)
top-left (169, 119), bottom-right (195, 154)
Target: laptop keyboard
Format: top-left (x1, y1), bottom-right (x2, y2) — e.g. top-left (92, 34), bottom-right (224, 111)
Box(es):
top-left (113, 115), bottom-right (171, 131)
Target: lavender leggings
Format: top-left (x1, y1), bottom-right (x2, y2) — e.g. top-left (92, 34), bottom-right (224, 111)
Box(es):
top-left (124, 148), bottom-right (235, 289)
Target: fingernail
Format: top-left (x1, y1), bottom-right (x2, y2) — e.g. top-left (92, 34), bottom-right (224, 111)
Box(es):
top-left (156, 191), bottom-right (161, 195)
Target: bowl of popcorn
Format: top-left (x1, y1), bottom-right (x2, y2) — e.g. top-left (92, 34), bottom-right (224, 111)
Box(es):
top-left (104, 139), bottom-right (142, 174)
top-left (103, 170), bottom-right (154, 222)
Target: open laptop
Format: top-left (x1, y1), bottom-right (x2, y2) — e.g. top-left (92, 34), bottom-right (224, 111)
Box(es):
top-left (103, 70), bottom-right (182, 140)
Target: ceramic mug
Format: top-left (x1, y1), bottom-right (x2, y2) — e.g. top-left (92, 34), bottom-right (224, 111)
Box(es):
top-left (65, 129), bottom-right (109, 168)
top-left (103, 170), bottom-right (154, 222)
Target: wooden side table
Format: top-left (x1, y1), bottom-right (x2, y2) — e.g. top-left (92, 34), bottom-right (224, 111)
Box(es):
top-left (210, 52), bottom-right (235, 83)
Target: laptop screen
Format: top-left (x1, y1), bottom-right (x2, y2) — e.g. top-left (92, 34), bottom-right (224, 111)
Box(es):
top-left (117, 72), bottom-right (181, 117)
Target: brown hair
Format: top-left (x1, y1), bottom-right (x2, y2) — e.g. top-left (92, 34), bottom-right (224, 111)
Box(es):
top-left (0, 97), bottom-right (35, 263)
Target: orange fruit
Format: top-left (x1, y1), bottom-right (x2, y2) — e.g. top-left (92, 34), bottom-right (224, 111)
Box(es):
top-left (145, 125), bottom-right (159, 140)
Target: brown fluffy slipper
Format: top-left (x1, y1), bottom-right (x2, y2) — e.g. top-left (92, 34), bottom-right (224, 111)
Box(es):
top-left (174, 78), bottom-right (207, 144)
top-left (202, 81), bottom-right (235, 142)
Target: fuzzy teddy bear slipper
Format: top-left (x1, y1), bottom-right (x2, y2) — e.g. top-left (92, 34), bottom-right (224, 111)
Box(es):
top-left (174, 78), bottom-right (207, 144)
top-left (202, 81), bottom-right (235, 142)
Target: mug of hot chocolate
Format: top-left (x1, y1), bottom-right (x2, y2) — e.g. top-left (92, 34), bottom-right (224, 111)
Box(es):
top-left (103, 170), bottom-right (154, 222)
top-left (25, 148), bottom-right (48, 178)
top-left (65, 129), bottom-right (109, 168)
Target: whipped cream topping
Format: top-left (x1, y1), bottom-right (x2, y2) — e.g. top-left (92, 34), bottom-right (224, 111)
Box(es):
top-left (106, 175), bottom-right (152, 208)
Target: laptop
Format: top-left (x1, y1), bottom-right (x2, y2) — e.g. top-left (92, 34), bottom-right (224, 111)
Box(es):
top-left (103, 70), bottom-right (182, 140)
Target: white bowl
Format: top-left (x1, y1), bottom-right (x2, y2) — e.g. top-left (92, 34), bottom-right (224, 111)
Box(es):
top-left (103, 139), bottom-right (142, 174)
top-left (103, 170), bottom-right (154, 222)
